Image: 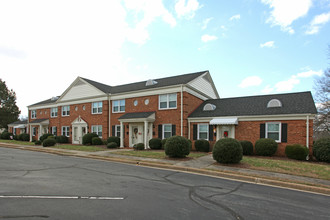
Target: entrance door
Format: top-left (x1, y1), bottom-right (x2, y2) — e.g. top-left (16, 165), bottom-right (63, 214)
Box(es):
top-left (131, 125), bottom-right (144, 146)
top-left (73, 126), bottom-right (79, 144)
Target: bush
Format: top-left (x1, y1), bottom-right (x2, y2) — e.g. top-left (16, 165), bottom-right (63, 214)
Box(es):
top-left (194, 139), bottom-right (210, 152)
top-left (42, 138), bottom-right (56, 147)
top-left (107, 142), bottom-right (118, 149)
top-left (107, 136), bottom-right (120, 147)
top-left (1, 131), bottom-right (13, 140)
top-left (13, 135), bottom-right (19, 140)
top-left (39, 133), bottom-right (53, 142)
top-left (255, 138), bottom-right (278, 156)
top-left (54, 135), bottom-right (68, 143)
top-left (161, 139), bottom-right (167, 149)
top-left (82, 133), bottom-right (99, 145)
top-left (18, 133), bottom-right (30, 141)
top-left (92, 137), bottom-right (103, 145)
top-left (149, 138), bottom-right (162, 150)
top-left (212, 138), bottom-right (243, 164)
top-left (313, 138), bottom-right (330, 163)
top-left (35, 140), bottom-right (42, 145)
top-left (165, 136), bottom-right (190, 158)
top-left (285, 144), bottom-right (308, 160)
top-left (134, 143), bottom-right (145, 150)
top-left (240, 140), bottom-right (254, 155)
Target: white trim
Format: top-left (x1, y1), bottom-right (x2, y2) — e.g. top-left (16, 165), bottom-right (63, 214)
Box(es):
top-left (265, 122), bottom-right (281, 143)
top-left (61, 105), bottom-right (70, 116)
top-left (50, 107), bottom-right (58, 118)
top-left (162, 124), bottom-right (172, 139)
top-left (92, 101), bottom-right (103, 114)
top-left (31, 110), bottom-right (36, 119)
top-left (197, 124), bottom-right (209, 140)
top-left (112, 99), bottom-right (125, 113)
top-left (159, 93), bottom-right (177, 110)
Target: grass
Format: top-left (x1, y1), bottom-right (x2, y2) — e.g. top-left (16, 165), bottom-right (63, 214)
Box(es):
top-left (0, 139), bottom-right (35, 146)
top-left (110, 150), bottom-right (208, 159)
top-left (51, 145), bottom-right (107, 152)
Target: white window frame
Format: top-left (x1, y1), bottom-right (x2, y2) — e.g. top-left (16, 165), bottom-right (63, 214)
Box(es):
top-left (198, 124), bottom-right (209, 140)
top-left (62, 126), bottom-right (70, 137)
top-left (159, 93), bottom-right (177, 110)
top-left (266, 122), bottom-right (281, 143)
top-left (115, 125), bottom-right (121, 137)
top-left (62, 106), bottom-right (70, 116)
top-left (13, 128), bottom-right (16, 135)
top-left (91, 125), bottom-right (102, 138)
top-left (32, 127), bottom-right (36, 136)
top-left (31, 110), bottom-right (36, 119)
top-left (92, 102), bottom-right (103, 114)
top-left (51, 126), bottom-right (57, 136)
top-left (112, 100), bottom-right (125, 113)
top-left (51, 107), bottom-right (58, 118)
top-left (162, 124), bottom-right (172, 139)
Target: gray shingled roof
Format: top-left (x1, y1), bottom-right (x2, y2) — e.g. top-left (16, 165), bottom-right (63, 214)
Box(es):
top-left (118, 112), bottom-right (155, 119)
top-left (8, 120), bottom-right (28, 126)
top-left (80, 78), bottom-right (112, 93)
top-left (29, 97), bottom-right (60, 107)
top-left (30, 119), bottom-right (49, 124)
top-left (189, 91), bottom-right (317, 118)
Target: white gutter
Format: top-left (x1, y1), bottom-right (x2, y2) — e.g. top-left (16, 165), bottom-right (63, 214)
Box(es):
top-left (181, 84), bottom-right (183, 136)
top-left (108, 96), bottom-right (111, 137)
top-left (306, 115), bottom-right (310, 160)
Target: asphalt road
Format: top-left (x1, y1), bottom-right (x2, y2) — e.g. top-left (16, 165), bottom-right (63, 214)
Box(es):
top-left (0, 147), bottom-right (329, 220)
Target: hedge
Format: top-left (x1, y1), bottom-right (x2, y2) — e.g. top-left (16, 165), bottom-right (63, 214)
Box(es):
top-left (313, 138), bottom-right (330, 163)
top-left (107, 142), bottom-right (118, 149)
top-left (92, 137), bottom-right (103, 145)
top-left (149, 138), bottom-right (162, 150)
top-left (285, 144), bottom-right (308, 160)
top-left (82, 133), bottom-right (99, 145)
top-left (134, 143), bottom-right (145, 150)
top-left (212, 138), bottom-right (242, 164)
top-left (255, 138), bottom-right (278, 156)
top-left (165, 136), bottom-right (190, 158)
top-left (43, 138), bottom-right (56, 147)
top-left (107, 136), bottom-right (120, 147)
top-left (239, 140), bottom-right (254, 155)
top-left (194, 139), bottom-right (210, 152)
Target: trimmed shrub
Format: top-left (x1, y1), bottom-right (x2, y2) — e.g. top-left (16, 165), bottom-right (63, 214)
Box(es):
top-left (82, 133), bottom-right (99, 145)
top-left (240, 140), bottom-right (254, 155)
top-left (13, 135), bottom-right (19, 140)
top-left (165, 136), bottom-right (190, 158)
top-left (39, 133), bottom-right (53, 142)
top-left (161, 139), bottom-right (167, 149)
top-left (107, 142), bottom-right (118, 149)
top-left (313, 138), bottom-right (330, 163)
top-left (149, 138), bottom-right (162, 150)
top-left (19, 133), bottom-right (30, 141)
top-left (107, 136), bottom-right (120, 147)
top-left (285, 144), bottom-right (308, 160)
top-left (212, 138), bottom-right (243, 164)
top-left (42, 138), bottom-right (56, 147)
top-left (134, 143), bottom-right (145, 150)
top-left (255, 138), bottom-right (278, 156)
top-left (92, 137), bottom-right (103, 145)
top-left (187, 139), bottom-right (192, 150)
top-left (1, 131), bottom-right (13, 140)
top-left (55, 135), bottom-right (68, 143)
top-left (35, 140), bottom-right (42, 145)
top-left (194, 139), bottom-right (210, 152)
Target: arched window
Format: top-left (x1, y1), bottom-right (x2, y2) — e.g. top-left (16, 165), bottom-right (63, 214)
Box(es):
top-left (267, 99), bottom-right (282, 108)
top-left (203, 103), bottom-right (216, 111)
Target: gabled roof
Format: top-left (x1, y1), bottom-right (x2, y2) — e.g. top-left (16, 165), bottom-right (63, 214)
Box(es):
top-left (80, 77), bottom-right (112, 93)
top-left (28, 97), bottom-right (60, 107)
top-left (8, 120), bottom-right (28, 126)
top-left (189, 91), bottom-right (317, 118)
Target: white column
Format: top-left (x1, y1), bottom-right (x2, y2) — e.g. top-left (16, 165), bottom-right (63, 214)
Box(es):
top-left (181, 85), bottom-right (183, 136)
top-left (144, 121), bottom-right (148, 149)
top-left (120, 121), bottom-right (124, 148)
top-left (306, 115), bottom-right (310, 160)
top-left (216, 126), bottom-right (221, 141)
top-left (29, 125), bottom-right (32, 142)
top-left (39, 125), bottom-right (42, 139)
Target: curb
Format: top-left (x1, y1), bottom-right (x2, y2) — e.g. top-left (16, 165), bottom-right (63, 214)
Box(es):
top-left (1, 143), bottom-right (330, 196)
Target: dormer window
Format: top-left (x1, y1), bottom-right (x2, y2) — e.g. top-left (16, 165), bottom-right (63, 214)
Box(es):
top-left (203, 103), bottom-right (216, 111)
top-left (267, 99), bottom-right (282, 108)
top-left (146, 79), bottom-right (158, 86)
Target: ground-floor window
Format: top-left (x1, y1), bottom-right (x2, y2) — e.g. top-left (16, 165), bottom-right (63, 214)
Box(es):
top-left (13, 128), bottom-right (16, 135)
top-left (163, 124), bottom-right (172, 139)
top-left (198, 124), bottom-right (209, 140)
top-left (266, 122), bottom-right (281, 142)
top-left (32, 127), bottom-right (36, 136)
top-left (52, 126), bottom-right (57, 136)
top-left (62, 126), bottom-right (70, 137)
top-left (92, 125), bottom-right (102, 138)
top-left (115, 125), bottom-right (120, 137)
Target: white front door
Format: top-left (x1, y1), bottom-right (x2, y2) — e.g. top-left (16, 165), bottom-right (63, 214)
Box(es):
top-left (131, 125), bottom-right (144, 146)
top-left (218, 125), bottom-right (235, 139)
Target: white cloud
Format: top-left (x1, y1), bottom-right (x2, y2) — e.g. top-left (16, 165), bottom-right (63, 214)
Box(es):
top-left (238, 76), bottom-right (263, 88)
top-left (202, 17), bottom-right (213, 30)
top-left (296, 69), bottom-right (323, 77)
top-left (305, 12), bottom-right (330, 35)
top-left (229, 14), bottom-right (241, 21)
top-left (260, 41), bottom-right (275, 48)
top-left (201, 34), bottom-right (218, 42)
top-left (261, 0), bottom-right (312, 34)
top-left (175, 0), bottom-right (201, 19)
top-left (262, 85), bottom-right (274, 94)
top-left (275, 77), bottom-right (300, 92)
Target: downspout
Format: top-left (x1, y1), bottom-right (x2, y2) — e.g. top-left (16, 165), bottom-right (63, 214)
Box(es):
top-left (108, 96), bottom-right (111, 137)
top-left (181, 84), bottom-right (183, 136)
top-left (306, 115), bottom-right (310, 160)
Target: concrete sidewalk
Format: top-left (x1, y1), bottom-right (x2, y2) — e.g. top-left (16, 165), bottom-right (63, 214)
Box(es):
top-left (1, 142), bottom-right (330, 195)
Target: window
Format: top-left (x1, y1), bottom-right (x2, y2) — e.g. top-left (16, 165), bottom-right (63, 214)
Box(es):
top-left (62, 126), bottom-right (70, 137)
top-left (92, 102), bottom-right (103, 114)
top-left (31, 110), bottom-right (36, 119)
top-left (266, 122), bottom-right (281, 142)
top-left (159, 93), bottom-right (177, 109)
top-left (51, 107), bottom-right (58, 117)
top-left (115, 125), bottom-right (121, 137)
top-left (32, 127), bottom-right (36, 136)
top-left (112, 100), bottom-right (125, 113)
top-left (163, 124), bottom-right (172, 139)
top-left (13, 128), bottom-right (16, 135)
top-left (62, 106), bottom-right (70, 116)
top-left (51, 126), bottom-right (57, 136)
top-left (92, 125), bottom-right (102, 138)
top-left (198, 124), bottom-right (209, 140)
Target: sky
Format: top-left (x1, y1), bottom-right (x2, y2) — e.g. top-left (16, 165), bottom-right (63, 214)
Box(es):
top-left (0, 0), bottom-right (329, 118)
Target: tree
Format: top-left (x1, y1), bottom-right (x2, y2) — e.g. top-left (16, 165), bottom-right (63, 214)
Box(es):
top-left (0, 79), bottom-right (20, 129)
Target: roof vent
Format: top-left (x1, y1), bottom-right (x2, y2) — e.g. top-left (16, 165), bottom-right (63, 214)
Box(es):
top-left (51, 96), bottom-right (59, 101)
top-left (267, 99), bottom-right (282, 108)
top-left (203, 103), bottom-right (216, 111)
top-left (146, 79), bottom-right (158, 86)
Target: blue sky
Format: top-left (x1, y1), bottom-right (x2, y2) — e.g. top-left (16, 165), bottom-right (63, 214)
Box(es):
top-left (0, 0), bottom-right (329, 117)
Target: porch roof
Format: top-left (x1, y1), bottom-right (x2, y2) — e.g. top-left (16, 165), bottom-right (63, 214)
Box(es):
top-left (29, 119), bottom-right (49, 125)
top-left (118, 112), bottom-right (155, 122)
top-left (209, 118), bottom-right (238, 125)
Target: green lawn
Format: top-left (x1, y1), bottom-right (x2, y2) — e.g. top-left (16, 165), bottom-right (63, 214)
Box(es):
top-left (110, 150), bottom-right (208, 159)
top-left (51, 145), bottom-right (107, 152)
top-left (0, 139), bottom-right (35, 146)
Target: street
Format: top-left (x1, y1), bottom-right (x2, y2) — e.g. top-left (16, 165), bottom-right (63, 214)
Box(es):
top-left (0, 147), bottom-right (329, 220)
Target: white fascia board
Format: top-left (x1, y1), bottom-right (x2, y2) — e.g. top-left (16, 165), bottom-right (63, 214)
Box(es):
top-left (186, 71), bottom-right (220, 99)
top-left (184, 86), bottom-right (210, 100)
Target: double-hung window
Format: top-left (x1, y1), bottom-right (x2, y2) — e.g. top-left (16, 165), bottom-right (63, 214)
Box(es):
top-left (112, 100), bottom-right (125, 113)
top-left (51, 126), bottom-right (57, 136)
top-left (198, 124), bottom-right (209, 140)
top-left (266, 122), bottom-right (281, 142)
top-left (159, 93), bottom-right (177, 109)
top-left (163, 124), bottom-right (172, 139)
top-left (32, 127), bottom-right (36, 136)
top-left (92, 102), bottom-right (103, 114)
top-left (62, 106), bottom-right (70, 116)
top-left (92, 125), bottom-right (102, 138)
top-left (51, 107), bottom-right (58, 117)
top-left (31, 110), bottom-right (36, 119)
top-left (62, 126), bottom-right (70, 137)
top-left (115, 125), bottom-right (121, 137)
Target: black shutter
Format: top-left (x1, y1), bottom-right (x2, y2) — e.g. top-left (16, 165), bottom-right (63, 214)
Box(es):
top-left (158, 124), bottom-right (162, 139)
top-left (112, 125), bottom-right (115, 137)
top-left (281, 123), bottom-right (287, 143)
top-left (172, 125), bottom-right (176, 136)
top-left (193, 124), bottom-right (197, 140)
top-left (260, 124), bottom-right (265, 138)
top-left (209, 125), bottom-right (213, 141)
